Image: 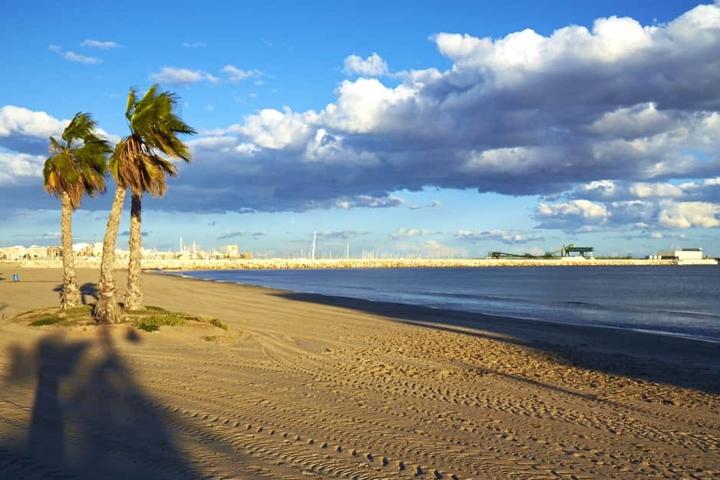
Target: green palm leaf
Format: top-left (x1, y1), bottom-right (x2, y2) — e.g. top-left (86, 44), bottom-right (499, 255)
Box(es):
top-left (112, 84), bottom-right (195, 196)
top-left (43, 113), bottom-right (111, 209)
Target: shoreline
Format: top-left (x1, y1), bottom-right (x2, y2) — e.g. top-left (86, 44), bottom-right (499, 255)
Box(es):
top-left (164, 269), bottom-right (720, 346)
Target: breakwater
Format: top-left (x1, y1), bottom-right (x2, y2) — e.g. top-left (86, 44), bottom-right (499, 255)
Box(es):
top-left (10, 257), bottom-right (697, 270)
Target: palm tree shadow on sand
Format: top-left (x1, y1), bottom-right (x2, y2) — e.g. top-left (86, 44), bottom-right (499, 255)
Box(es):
top-left (2, 328), bottom-right (199, 479)
top-left (52, 283), bottom-right (99, 306)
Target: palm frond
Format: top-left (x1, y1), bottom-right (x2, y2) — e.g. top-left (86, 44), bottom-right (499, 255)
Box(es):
top-left (61, 112), bottom-right (98, 144)
top-left (43, 112), bottom-right (109, 209)
top-left (115, 85), bottom-right (196, 197)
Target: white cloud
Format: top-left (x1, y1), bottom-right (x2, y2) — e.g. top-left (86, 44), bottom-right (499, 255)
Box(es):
top-left (5, 3), bottom-right (720, 219)
top-left (455, 229), bottom-right (544, 244)
top-left (535, 200), bottom-right (611, 231)
top-left (578, 180), bottom-right (617, 199)
top-left (49, 45), bottom-right (101, 64)
top-left (537, 200), bottom-right (609, 221)
top-left (0, 105), bottom-right (66, 139)
top-left (236, 108), bottom-right (317, 150)
top-left (0, 106), bottom-right (118, 188)
top-left (391, 228), bottom-right (434, 239)
top-left (589, 103), bottom-right (674, 138)
top-left (150, 67), bottom-right (219, 85)
top-left (81, 39), bottom-right (120, 49)
top-left (182, 41), bottom-right (207, 48)
top-left (343, 53), bottom-right (389, 76)
top-left (335, 194), bottom-right (403, 209)
top-left (0, 152), bottom-right (44, 185)
top-left (409, 200), bottom-right (441, 210)
top-left (188, 136), bottom-right (238, 151)
top-left (658, 201), bottom-right (720, 228)
top-left (221, 65), bottom-right (262, 82)
top-left (322, 78), bottom-right (415, 133)
top-left (629, 182), bottom-right (684, 198)
top-left (393, 239), bottom-right (467, 258)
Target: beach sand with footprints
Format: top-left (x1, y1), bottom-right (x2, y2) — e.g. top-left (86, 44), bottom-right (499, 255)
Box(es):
top-left (1, 266), bottom-right (719, 479)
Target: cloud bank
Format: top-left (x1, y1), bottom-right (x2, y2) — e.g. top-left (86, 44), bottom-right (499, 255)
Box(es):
top-left (3, 3), bottom-right (719, 234)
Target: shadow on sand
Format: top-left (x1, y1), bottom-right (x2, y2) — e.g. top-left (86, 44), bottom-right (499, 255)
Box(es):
top-left (51, 283), bottom-right (99, 306)
top-left (1, 327), bottom-right (200, 479)
top-left (79, 283), bottom-right (99, 306)
top-left (274, 291), bottom-right (720, 395)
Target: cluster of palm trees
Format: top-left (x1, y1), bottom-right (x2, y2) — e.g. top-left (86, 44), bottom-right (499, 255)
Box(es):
top-left (43, 85), bottom-right (195, 324)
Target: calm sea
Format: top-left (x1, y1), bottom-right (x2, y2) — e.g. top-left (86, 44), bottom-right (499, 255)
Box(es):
top-left (176, 266), bottom-right (720, 343)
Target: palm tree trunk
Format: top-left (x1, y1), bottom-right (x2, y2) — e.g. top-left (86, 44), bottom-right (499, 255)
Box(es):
top-left (94, 185), bottom-right (126, 324)
top-left (125, 193), bottom-right (143, 311)
top-left (60, 192), bottom-right (81, 310)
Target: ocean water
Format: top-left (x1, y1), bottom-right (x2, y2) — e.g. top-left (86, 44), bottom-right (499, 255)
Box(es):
top-left (176, 266), bottom-right (720, 343)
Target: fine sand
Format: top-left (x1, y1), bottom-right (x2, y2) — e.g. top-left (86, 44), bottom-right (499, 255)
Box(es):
top-left (0, 266), bottom-right (719, 479)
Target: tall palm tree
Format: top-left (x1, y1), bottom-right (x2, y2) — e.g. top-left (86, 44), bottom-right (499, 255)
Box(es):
top-left (43, 113), bottom-right (109, 310)
top-left (106, 85), bottom-right (195, 315)
top-left (93, 177), bottom-right (127, 323)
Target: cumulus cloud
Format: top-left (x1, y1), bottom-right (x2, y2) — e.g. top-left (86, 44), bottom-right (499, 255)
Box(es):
top-left (164, 3), bottom-right (720, 213)
top-left (535, 200), bottom-right (611, 231)
top-left (0, 105), bottom-right (66, 151)
top-left (4, 3), bottom-right (720, 220)
top-left (150, 67), bottom-right (219, 85)
top-left (221, 65), bottom-right (262, 82)
top-left (539, 177), bottom-right (720, 231)
top-left (81, 39), bottom-right (120, 49)
top-left (559, 178), bottom-right (720, 203)
top-left (334, 195), bottom-right (404, 209)
top-left (0, 152), bottom-right (45, 185)
top-left (658, 202), bottom-right (720, 228)
top-left (343, 53), bottom-right (389, 76)
top-left (391, 228), bottom-right (434, 239)
top-left (0, 106), bottom-right (117, 157)
top-left (536, 197), bottom-right (720, 232)
top-left (49, 45), bottom-right (101, 64)
top-left (234, 108), bottom-right (317, 149)
top-left (455, 229), bottom-right (545, 244)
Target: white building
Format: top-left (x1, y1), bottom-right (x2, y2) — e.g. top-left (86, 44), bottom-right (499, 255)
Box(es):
top-left (654, 248), bottom-right (717, 265)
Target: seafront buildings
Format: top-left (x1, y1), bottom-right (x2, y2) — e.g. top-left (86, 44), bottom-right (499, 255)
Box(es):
top-left (1, 243), bottom-right (717, 267)
top-left (0, 243), bottom-right (251, 262)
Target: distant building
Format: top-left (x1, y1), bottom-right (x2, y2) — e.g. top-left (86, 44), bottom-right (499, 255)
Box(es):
top-left (657, 248), bottom-right (703, 261)
top-left (220, 244), bottom-right (252, 259)
top-left (651, 248), bottom-right (717, 265)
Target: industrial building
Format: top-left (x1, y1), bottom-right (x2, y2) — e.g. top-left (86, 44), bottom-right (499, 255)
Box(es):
top-left (651, 248), bottom-right (717, 265)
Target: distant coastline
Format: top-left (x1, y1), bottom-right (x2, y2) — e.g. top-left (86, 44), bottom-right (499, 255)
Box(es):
top-left (6, 256), bottom-right (717, 270)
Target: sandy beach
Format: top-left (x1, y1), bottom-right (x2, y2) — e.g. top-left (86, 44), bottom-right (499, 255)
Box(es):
top-left (1, 266), bottom-right (719, 479)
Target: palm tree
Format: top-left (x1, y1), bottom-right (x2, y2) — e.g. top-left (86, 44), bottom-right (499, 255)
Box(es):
top-left (43, 113), bottom-right (109, 310)
top-left (93, 177), bottom-right (127, 323)
top-left (100, 85), bottom-right (195, 316)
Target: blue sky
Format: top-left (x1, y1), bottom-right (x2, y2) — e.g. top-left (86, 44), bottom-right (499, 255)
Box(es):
top-left (1, 0), bottom-right (719, 257)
